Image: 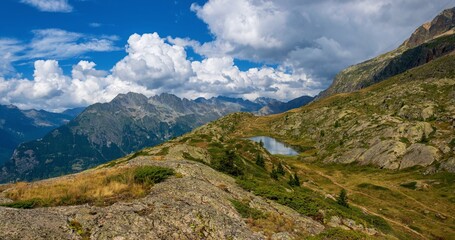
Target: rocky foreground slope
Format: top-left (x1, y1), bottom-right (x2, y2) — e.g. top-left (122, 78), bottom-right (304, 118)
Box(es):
top-left (0, 159), bottom-right (326, 240)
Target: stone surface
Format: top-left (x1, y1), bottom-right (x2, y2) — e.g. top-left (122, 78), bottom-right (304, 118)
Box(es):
top-left (0, 160), bottom-right (324, 240)
top-left (400, 144), bottom-right (440, 169)
top-left (439, 157), bottom-right (455, 173)
top-left (359, 140), bottom-right (407, 169)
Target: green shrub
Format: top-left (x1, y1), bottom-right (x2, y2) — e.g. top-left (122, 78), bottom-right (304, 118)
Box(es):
top-left (399, 137), bottom-right (410, 145)
top-left (0, 199), bottom-right (41, 209)
top-left (182, 152), bottom-right (204, 163)
top-left (216, 149), bottom-right (243, 176)
top-left (449, 138), bottom-right (455, 147)
top-left (157, 147), bottom-right (170, 156)
top-left (308, 227), bottom-right (368, 240)
top-left (337, 189), bottom-right (349, 208)
top-left (133, 166), bottom-right (174, 185)
top-left (68, 220), bottom-right (91, 240)
top-left (255, 154), bottom-right (265, 168)
top-left (363, 214), bottom-right (392, 233)
top-left (357, 183), bottom-right (389, 191)
top-left (288, 173), bottom-right (301, 187)
top-left (276, 162), bottom-right (285, 175)
top-left (270, 166), bottom-right (279, 180)
top-left (230, 199), bottom-right (265, 220)
top-left (127, 150), bottom-right (150, 160)
top-left (400, 181), bottom-right (417, 190)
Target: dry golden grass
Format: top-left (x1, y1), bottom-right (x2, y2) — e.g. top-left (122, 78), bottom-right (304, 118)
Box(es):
top-left (247, 213), bottom-right (296, 238)
top-left (3, 167), bottom-right (153, 207)
top-left (0, 183), bottom-right (13, 193)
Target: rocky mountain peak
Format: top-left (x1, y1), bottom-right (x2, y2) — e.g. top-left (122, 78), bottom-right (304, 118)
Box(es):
top-left (254, 97), bottom-right (281, 106)
top-left (404, 7), bottom-right (455, 48)
top-left (111, 92), bottom-right (149, 107)
top-left (152, 93), bottom-right (182, 103)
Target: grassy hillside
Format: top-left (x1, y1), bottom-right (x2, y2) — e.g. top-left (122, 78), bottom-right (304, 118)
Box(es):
top-left (134, 54), bottom-right (455, 239)
top-left (241, 54), bottom-right (455, 171)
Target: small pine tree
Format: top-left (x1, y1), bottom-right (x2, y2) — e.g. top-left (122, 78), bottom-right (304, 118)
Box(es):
top-left (218, 149), bottom-right (242, 176)
top-left (334, 120), bottom-right (341, 128)
top-left (288, 173), bottom-right (300, 187)
top-left (277, 162), bottom-right (285, 176)
top-left (255, 154), bottom-right (265, 168)
top-left (259, 140), bottom-right (264, 147)
top-left (337, 189), bottom-right (349, 208)
top-left (293, 173), bottom-right (300, 187)
top-left (270, 165), bottom-right (278, 180)
top-left (420, 134), bottom-right (428, 143)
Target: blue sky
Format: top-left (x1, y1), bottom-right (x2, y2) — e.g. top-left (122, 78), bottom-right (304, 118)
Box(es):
top-left (1, 0), bottom-right (213, 76)
top-left (0, 0), bottom-right (453, 111)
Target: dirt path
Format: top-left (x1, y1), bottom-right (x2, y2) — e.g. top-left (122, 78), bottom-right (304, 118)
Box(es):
top-left (390, 186), bottom-right (454, 221)
top-left (295, 164), bottom-right (430, 239)
top-left (307, 166), bottom-right (454, 221)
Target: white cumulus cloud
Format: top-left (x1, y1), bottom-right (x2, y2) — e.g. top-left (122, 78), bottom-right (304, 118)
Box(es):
top-left (112, 33), bottom-right (193, 89)
top-left (190, 0), bottom-right (454, 81)
top-left (0, 33), bottom-right (321, 111)
top-left (20, 0), bottom-right (73, 13)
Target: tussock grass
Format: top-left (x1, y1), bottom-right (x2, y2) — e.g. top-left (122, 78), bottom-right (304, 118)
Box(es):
top-left (307, 227), bottom-right (370, 240)
top-left (230, 199), bottom-right (265, 220)
top-left (1, 165), bottom-right (174, 208)
top-left (0, 184), bottom-right (12, 193)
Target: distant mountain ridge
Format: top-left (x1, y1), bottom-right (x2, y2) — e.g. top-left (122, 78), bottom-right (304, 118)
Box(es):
top-left (317, 7), bottom-right (455, 99)
top-left (0, 105), bottom-right (80, 165)
top-left (0, 93), bottom-right (311, 182)
top-left (256, 95), bottom-right (314, 115)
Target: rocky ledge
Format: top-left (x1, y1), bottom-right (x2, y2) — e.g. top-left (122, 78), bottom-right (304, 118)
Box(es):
top-left (0, 159), bottom-right (324, 240)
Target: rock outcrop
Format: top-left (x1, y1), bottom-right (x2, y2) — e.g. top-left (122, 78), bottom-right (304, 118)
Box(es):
top-left (0, 160), bottom-right (324, 239)
top-left (404, 7), bottom-right (455, 48)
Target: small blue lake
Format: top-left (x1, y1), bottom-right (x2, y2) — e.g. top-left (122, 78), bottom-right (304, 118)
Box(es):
top-left (249, 136), bottom-right (299, 156)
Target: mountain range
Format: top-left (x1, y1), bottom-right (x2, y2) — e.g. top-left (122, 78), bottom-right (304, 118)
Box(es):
top-left (0, 93), bottom-right (312, 182)
top-left (0, 105), bottom-right (83, 165)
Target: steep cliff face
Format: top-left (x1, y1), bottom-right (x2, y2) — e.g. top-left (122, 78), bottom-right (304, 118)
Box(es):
top-left (318, 7), bottom-right (455, 99)
top-left (404, 7), bottom-right (455, 48)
